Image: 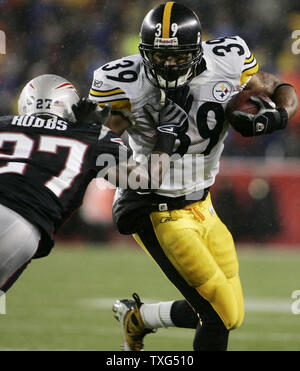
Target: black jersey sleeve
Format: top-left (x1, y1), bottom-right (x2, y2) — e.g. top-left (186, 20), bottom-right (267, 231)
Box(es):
top-left (0, 115), bottom-right (108, 258)
top-left (94, 126), bottom-right (131, 171)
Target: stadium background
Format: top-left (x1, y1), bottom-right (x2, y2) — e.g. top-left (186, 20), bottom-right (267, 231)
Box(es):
top-left (0, 0), bottom-right (300, 351)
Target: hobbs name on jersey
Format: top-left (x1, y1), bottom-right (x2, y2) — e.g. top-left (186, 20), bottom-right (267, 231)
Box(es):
top-left (11, 116), bottom-right (68, 131)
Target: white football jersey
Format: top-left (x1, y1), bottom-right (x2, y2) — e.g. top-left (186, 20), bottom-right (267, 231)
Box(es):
top-left (89, 36), bottom-right (258, 198)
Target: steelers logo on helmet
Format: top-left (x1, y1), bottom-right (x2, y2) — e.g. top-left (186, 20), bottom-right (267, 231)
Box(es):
top-left (139, 1), bottom-right (203, 90)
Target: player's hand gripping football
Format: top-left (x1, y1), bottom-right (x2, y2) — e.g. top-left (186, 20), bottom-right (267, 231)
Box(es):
top-left (232, 96), bottom-right (288, 136)
top-left (72, 97), bottom-right (111, 125)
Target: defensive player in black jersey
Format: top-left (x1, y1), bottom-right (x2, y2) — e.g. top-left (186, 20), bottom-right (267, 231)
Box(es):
top-left (0, 74), bottom-right (184, 293)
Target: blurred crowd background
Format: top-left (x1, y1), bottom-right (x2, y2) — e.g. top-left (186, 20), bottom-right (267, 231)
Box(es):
top-left (0, 0), bottom-right (300, 246)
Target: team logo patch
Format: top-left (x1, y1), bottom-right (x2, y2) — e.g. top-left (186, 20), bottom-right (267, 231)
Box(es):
top-left (212, 81), bottom-right (233, 102)
top-left (93, 79), bottom-right (103, 89)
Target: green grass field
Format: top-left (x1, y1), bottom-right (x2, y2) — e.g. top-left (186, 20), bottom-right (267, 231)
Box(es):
top-left (1, 243), bottom-right (300, 351)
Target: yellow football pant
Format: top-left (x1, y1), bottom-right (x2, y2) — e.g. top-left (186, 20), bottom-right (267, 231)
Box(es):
top-left (134, 193), bottom-right (244, 330)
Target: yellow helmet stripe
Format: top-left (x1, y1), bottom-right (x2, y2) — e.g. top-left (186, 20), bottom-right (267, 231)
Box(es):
top-left (162, 1), bottom-right (175, 38)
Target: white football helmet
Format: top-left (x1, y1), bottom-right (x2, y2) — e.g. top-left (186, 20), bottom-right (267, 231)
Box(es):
top-left (18, 74), bottom-right (80, 122)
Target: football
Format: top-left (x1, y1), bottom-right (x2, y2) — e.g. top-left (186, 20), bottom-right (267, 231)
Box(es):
top-left (225, 90), bottom-right (274, 125)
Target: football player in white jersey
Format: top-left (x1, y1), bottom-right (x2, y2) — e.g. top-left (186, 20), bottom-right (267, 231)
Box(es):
top-left (89, 2), bottom-right (299, 351)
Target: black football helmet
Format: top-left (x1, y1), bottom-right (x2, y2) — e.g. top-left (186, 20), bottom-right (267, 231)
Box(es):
top-left (139, 1), bottom-right (203, 90)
